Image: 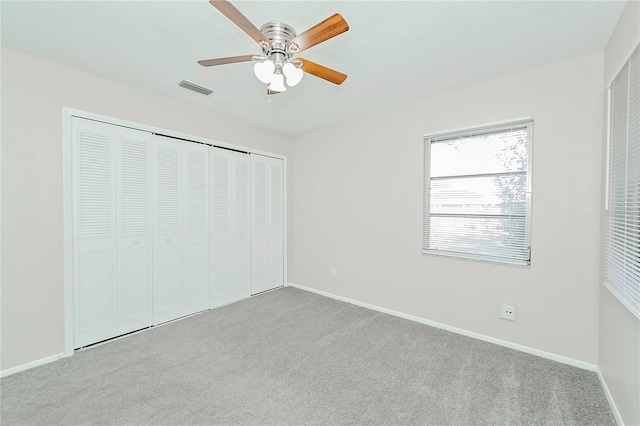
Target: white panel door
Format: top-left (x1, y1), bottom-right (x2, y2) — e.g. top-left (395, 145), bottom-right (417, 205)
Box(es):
top-left (210, 148), bottom-right (251, 307)
top-left (183, 143), bottom-right (210, 313)
top-left (153, 135), bottom-right (184, 324)
top-left (251, 154), bottom-right (284, 295)
top-left (116, 128), bottom-right (154, 334)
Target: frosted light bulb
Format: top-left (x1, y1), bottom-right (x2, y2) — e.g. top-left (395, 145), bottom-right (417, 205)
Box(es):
top-left (253, 60), bottom-right (275, 84)
top-left (283, 62), bottom-right (303, 87)
top-left (268, 73), bottom-right (287, 92)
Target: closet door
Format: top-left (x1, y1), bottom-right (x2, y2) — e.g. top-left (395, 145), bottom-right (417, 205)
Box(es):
top-left (73, 119), bottom-right (154, 347)
top-left (210, 148), bottom-right (251, 307)
top-left (116, 128), bottom-right (154, 334)
top-left (183, 143), bottom-right (210, 314)
top-left (72, 119), bottom-right (118, 347)
top-left (153, 136), bottom-right (210, 324)
top-left (153, 136), bottom-right (184, 324)
top-left (250, 154), bottom-right (284, 295)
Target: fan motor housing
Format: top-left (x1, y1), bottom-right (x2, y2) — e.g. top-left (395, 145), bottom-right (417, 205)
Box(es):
top-left (260, 22), bottom-right (296, 54)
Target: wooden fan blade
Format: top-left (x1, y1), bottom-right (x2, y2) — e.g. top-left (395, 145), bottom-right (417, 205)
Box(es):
top-left (286, 13), bottom-right (349, 53)
top-left (267, 89), bottom-right (281, 95)
top-left (198, 54), bottom-right (255, 67)
top-left (299, 58), bottom-right (347, 85)
top-left (209, 0), bottom-right (268, 46)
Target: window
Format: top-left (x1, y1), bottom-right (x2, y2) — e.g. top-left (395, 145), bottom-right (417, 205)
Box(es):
top-left (604, 44), bottom-right (640, 319)
top-left (423, 119), bottom-right (533, 266)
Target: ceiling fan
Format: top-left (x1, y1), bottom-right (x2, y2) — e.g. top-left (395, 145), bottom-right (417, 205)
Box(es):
top-left (198, 0), bottom-right (349, 94)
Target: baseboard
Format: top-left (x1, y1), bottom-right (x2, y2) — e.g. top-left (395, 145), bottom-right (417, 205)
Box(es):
top-left (287, 282), bottom-right (598, 372)
top-left (0, 353), bottom-right (65, 378)
top-left (2, 287), bottom-right (602, 381)
top-left (597, 367), bottom-right (624, 425)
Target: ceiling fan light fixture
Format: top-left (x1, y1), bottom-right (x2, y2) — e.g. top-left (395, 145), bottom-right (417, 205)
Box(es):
top-left (268, 72), bottom-right (287, 92)
top-left (200, 1), bottom-right (350, 93)
top-left (283, 62), bottom-right (303, 87)
top-left (253, 59), bottom-right (275, 84)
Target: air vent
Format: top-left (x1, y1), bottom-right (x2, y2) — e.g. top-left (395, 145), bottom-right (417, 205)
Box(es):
top-left (178, 80), bottom-right (215, 96)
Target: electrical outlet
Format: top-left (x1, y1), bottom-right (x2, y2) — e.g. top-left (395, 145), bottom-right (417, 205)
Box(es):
top-left (330, 267), bottom-right (336, 277)
top-left (500, 304), bottom-right (516, 321)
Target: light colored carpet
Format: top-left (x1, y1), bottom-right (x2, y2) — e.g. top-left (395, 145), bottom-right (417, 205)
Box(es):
top-left (1, 286), bottom-right (614, 425)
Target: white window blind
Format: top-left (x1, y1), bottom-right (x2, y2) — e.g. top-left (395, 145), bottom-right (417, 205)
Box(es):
top-left (604, 44), bottom-right (640, 319)
top-left (423, 120), bottom-right (532, 266)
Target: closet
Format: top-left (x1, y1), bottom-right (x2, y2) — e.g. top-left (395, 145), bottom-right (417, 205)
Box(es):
top-left (71, 117), bottom-right (284, 348)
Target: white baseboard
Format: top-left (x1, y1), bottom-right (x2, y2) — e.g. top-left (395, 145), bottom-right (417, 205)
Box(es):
top-left (596, 367), bottom-right (624, 426)
top-left (287, 282), bottom-right (598, 372)
top-left (1, 353), bottom-right (65, 378)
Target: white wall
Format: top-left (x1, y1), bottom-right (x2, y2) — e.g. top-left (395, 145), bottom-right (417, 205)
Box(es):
top-left (289, 52), bottom-right (604, 364)
top-left (599, 1), bottom-right (640, 424)
top-left (0, 47), bottom-right (288, 371)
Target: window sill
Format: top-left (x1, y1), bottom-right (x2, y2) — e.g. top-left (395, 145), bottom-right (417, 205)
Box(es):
top-left (422, 249), bottom-right (531, 268)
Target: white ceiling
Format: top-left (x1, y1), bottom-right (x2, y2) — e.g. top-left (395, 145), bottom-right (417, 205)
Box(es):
top-left (1, 1), bottom-right (626, 135)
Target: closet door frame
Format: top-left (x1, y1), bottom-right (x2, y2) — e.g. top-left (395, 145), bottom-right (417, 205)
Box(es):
top-left (62, 108), bottom-right (287, 357)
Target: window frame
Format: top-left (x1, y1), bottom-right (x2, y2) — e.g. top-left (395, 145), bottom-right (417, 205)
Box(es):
top-left (603, 43), bottom-right (640, 319)
top-left (423, 118), bottom-right (533, 267)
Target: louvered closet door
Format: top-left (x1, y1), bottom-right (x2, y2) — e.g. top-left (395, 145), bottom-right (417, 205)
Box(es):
top-left (251, 154), bottom-right (284, 295)
top-left (210, 148), bottom-right (251, 307)
top-left (183, 143), bottom-right (210, 314)
top-left (153, 136), bottom-right (185, 324)
top-left (72, 119), bottom-right (118, 347)
top-left (72, 119), bottom-right (154, 347)
top-left (116, 128), bottom-right (154, 335)
top-left (153, 136), bottom-right (210, 324)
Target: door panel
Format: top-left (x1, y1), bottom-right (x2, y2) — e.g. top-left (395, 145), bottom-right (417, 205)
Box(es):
top-left (72, 119), bottom-right (118, 347)
top-left (211, 238), bottom-right (232, 299)
top-left (251, 229), bottom-right (268, 293)
top-left (153, 136), bottom-right (184, 324)
top-left (154, 243), bottom-right (184, 323)
top-left (76, 249), bottom-right (117, 337)
top-left (234, 158), bottom-right (251, 296)
top-left (120, 245), bottom-right (153, 329)
top-left (251, 155), bottom-right (284, 295)
top-left (184, 240), bottom-right (210, 310)
top-left (210, 148), bottom-right (251, 307)
top-left (250, 159), bottom-right (268, 293)
top-left (117, 129), bottom-right (153, 334)
top-left (183, 144), bottom-right (210, 313)
top-left (268, 228), bottom-right (284, 284)
top-left (153, 136), bottom-right (210, 323)
top-left (234, 230), bottom-right (251, 294)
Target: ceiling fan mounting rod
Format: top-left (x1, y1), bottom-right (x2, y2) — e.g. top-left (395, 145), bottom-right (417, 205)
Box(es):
top-left (269, 51), bottom-right (288, 69)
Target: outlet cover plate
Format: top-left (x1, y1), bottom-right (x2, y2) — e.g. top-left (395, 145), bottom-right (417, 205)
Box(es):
top-left (500, 304), bottom-right (516, 321)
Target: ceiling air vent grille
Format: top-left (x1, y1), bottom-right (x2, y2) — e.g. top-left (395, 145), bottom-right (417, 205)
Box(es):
top-left (178, 80), bottom-right (215, 96)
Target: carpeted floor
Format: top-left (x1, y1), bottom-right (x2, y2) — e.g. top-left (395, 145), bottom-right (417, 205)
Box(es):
top-left (1, 286), bottom-right (615, 425)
